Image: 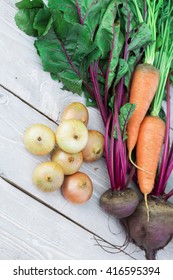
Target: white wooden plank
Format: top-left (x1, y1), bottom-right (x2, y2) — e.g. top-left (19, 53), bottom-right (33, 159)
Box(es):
top-left (0, 86), bottom-right (146, 259)
top-left (0, 177), bottom-right (172, 261)
top-left (0, 0), bottom-right (172, 130)
top-left (0, 0), bottom-right (173, 261)
top-left (0, 0), bottom-right (105, 134)
top-left (0, 177), bottom-right (135, 260)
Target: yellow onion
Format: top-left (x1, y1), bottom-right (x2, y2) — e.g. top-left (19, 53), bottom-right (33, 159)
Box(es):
top-left (51, 147), bottom-right (83, 175)
top-left (82, 130), bottom-right (104, 162)
top-left (23, 124), bottom-right (56, 155)
top-left (56, 119), bottom-right (88, 153)
top-left (61, 102), bottom-right (89, 126)
top-left (33, 161), bottom-right (64, 192)
top-left (61, 172), bottom-right (93, 204)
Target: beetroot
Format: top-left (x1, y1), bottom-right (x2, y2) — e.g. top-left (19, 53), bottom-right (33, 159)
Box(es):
top-left (100, 188), bottom-right (139, 219)
top-left (123, 196), bottom-right (173, 259)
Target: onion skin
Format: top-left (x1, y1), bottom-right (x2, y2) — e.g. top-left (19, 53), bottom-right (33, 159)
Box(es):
top-left (61, 171), bottom-right (93, 204)
top-left (23, 124), bottom-right (56, 155)
top-left (32, 161), bottom-right (64, 192)
top-left (51, 147), bottom-right (83, 175)
top-left (56, 119), bottom-right (88, 153)
top-left (61, 102), bottom-right (89, 126)
top-left (82, 130), bottom-right (104, 162)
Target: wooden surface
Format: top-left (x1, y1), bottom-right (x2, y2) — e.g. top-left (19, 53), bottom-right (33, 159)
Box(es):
top-left (0, 0), bottom-right (173, 260)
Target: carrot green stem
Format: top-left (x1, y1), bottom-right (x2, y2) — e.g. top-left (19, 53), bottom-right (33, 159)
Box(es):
top-left (151, 0), bottom-right (173, 116)
top-left (144, 0), bottom-right (163, 66)
top-left (132, 0), bottom-right (144, 23)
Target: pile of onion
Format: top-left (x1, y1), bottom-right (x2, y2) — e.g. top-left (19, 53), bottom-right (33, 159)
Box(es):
top-left (23, 102), bottom-right (104, 204)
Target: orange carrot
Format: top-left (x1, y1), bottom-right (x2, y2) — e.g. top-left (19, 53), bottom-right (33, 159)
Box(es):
top-left (127, 64), bottom-right (160, 168)
top-left (136, 115), bottom-right (165, 219)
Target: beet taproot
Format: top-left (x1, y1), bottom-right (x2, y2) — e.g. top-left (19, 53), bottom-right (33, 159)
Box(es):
top-left (99, 188), bottom-right (139, 219)
top-left (123, 196), bottom-right (173, 259)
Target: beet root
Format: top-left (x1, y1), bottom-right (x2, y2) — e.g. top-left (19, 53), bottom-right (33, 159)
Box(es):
top-left (124, 196), bottom-right (173, 259)
top-left (99, 188), bottom-right (139, 219)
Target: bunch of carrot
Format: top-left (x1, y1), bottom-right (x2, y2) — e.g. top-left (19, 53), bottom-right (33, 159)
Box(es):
top-left (127, 0), bottom-right (173, 218)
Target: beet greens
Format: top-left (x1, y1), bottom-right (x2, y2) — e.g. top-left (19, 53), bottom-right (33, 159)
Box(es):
top-left (15, 0), bottom-right (173, 259)
top-left (15, 0), bottom-right (152, 197)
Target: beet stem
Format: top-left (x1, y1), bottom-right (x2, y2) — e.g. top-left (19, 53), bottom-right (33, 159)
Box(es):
top-left (89, 64), bottom-right (107, 125)
top-left (76, 0), bottom-right (84, 25)
top-left (110, 115), bottom-right (116, 189)
top-left (105, 114), bottom-right (115, 190)
top-left (125, 166), bottom-right (136, 188)
top-left (155, 76), bottom-right (171, 195)
top-left (104, 30), bottom-right (116, 112)
top-left (111, 8), bottom-right (130, 189)
top-left (165, 188), bottom-right (173, 200)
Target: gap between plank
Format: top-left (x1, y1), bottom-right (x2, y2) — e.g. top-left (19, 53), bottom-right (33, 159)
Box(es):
top-left (0, 174), bottom-right (136, 260)
top-left (1, 83), bottom-right (173, 132)
top-left (0, 84), bottom-right (59, 125)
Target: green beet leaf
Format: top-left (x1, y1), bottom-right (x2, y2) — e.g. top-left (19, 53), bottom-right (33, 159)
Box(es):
top-left (15, 0), bottom-right (45, 37)
top-left (15, 9), bottom-right (40, 36)
top-left (114, 59), bottom-right (129, 87)
top-left (127, 22), bottom-right (151, 52)
top-left (107, 23), bottom-right (125, 88)
top-left (16, 0), bottom-right (44, 9)
top-left (48, 0), bottom-right (79, 24)
top-left (33, 7), bottom-right (53, 36)
top-left (35, 27), bottom-right (83, 94)
top-left (114, 103), bottom-right (136, 141)
top-left (94, 0), bottom-right (117, 58)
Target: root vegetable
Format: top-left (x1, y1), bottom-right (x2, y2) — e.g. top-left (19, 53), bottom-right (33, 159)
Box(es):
top-left (61, 102), bottom-right (89, 126)
top-left (23, 124), bottom-right (56, 155)
top-left (56, 119), bottom-right (88, 153)
top-left (100, 188), bottom-right (139, 219)
top-left (33, 161), bottom-right (64, 192)
top-left (51, 147), bottom-right (83, 175)
top-left (61, 171), bottom-right (93, 204)
top-left (82, 130), bottom-right (104, 162)
top-left (127, 64), bottom-right (160, 168)
top-left (123, 196), bottom-right (173, 260)
top-left (136, 116), bottom-right (165, 208)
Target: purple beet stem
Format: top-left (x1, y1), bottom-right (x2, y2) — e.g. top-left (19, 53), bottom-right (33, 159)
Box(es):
top-left (111, 10), bottom-right (131, 190)
top-left (156, 78), bottom-right (171, 195)
top-left (153, 77), bottom-right (173, 198)
top-left (76, 3), bottom-right (131, 191)
top-left (76, 0), bottom-right (84, 25)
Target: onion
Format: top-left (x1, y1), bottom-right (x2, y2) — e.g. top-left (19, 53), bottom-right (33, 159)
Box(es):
top-left (61, 102), bottom-right (89, 126)
top-left (32, 161), bottom-right (64, 192)
top-left (23, 124), bottom-right (56, 155)
top-left (51, 147), bottom-right (83, 175)
top-left (82, 130), bottom-right (104, 162)
top-left (61, 172), bottom-right (93, 204)
top-left (56, 119), bottom-right (88, 153)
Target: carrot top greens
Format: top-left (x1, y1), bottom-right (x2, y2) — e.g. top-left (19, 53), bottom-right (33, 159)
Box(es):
top-left (15, 0), bottom-right (173, 198)
top-left (144, 0), bottom-right (163, 66)
top-left (15, 0), bottom-right (153, 191)
top-left (151, 0), bottom-right (173, 117)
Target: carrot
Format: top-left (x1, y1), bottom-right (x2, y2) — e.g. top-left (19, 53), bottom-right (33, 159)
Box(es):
top-left (127, 64), bottom-right (160, 169)
top-left (136, 115), bottom-right (165, 219)
top-left (127, 0), bottom-right (163, 172)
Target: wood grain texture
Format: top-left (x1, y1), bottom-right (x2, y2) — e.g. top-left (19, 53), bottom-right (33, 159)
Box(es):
top-left (0, 177), bottom-right (136, 260)
top-left (0, 0), bottom-right (173, 260)
top-left (0, 0), bottom-right (105, 133)
top-left (0, 85), bottom-right (145, 259)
